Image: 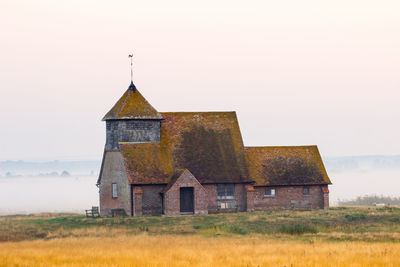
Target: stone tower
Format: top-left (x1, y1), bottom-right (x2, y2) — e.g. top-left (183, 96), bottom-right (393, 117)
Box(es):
top-left (102, 81), bottom-right (163, 151)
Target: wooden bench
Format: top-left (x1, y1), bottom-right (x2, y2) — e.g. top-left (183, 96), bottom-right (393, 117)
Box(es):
top-left (85, 206), bottom-right (100, 217)
top-left (290, 200), bottom-right (311, 210)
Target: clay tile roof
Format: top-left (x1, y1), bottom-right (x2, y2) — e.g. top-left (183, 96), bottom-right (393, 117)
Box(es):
top-left (119, 112), bottom-right (252, 185)
top-left (244, 146), bottom-right (331, 186)
top-left (102, 83), bottom-right (163, 120)
top-left (120, 142), bottom-right (174, 184)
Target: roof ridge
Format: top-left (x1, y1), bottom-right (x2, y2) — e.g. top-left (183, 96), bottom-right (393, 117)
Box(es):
top-left (245, 145), bottom-right (317, 149)
top-left (161, 111), bottom-right (236, 114)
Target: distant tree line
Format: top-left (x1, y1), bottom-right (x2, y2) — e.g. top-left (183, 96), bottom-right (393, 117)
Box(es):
top-left (338, 195), bottom-right (400, 206)
top-left (1, 170), bottom-right (70, 178)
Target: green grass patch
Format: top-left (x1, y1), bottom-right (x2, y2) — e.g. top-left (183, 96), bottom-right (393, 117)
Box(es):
top-left (345, 213), bottom-right (367, 221)
top-left (278, 224), bottom-right (318, 235)
top-left (1, 207), bottom-right (400, 242)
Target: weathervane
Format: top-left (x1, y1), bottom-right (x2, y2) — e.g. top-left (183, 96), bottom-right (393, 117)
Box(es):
top-left (128, 53), bottom-right (133, 82)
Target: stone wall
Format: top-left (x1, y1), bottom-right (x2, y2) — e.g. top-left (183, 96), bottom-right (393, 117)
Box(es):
top-left (105, 119), bottom-right (161, 150)
top-left (98, 151), bottom-right (131, 216)
top-left (253, 185), bottom-right (327, 211)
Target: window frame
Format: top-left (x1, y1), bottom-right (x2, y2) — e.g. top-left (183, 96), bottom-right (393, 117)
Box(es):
top-left (302, 187), bottom-right (310, 196)
top-left (112, 183), bottom-right (118, 199)
top-left (264, 188), bottom-right (276, 197)
top-left (217, 184), bottom-right (235, 200)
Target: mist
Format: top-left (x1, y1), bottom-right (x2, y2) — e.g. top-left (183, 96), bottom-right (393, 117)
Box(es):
top-left (0, 156), bottom-right (398, 215)
top-left (0, 176), bottom-right (97, 215)
top-left (330, 170), bottom-right (400, 205)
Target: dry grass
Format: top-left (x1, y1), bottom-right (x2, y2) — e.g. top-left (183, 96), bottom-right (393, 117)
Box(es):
top-left (0, 234), bottom-right (399, 267)
top-left (1, 208), bottom-right (399, 266)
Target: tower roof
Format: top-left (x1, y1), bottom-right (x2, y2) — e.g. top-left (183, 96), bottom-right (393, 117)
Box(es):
top-left (102, 82), bottom-right (163, 120)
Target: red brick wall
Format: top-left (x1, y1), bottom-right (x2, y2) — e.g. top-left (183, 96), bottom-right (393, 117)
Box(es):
top-left (141, 185), bottom-right (165, 215)
top-left (245, 185), bottom-right (255, 212)
top-left (253, 185), bottom-right (327, 210)
top-left (204, 184), bottom-right (247, 213)
top-left (203, 184), bottom-right (217, 212)
top-left (235, 184), bottom-right (247, 212)
top-left (164, 170), bottom-right (208, 215)
top-left (323, 185), bottom-right (329, 210)
top-left (133, 186), bottom-right (142, 216)
top-left (107, 179), bottom-right (329, 216)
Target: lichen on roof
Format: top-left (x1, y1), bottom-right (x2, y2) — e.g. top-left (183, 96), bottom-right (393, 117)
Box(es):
top-left (244, 146), bottom-right (331, 186)
top-left (119, 112), bottom-right (251, 185)
top-left (120, 143), bottom-right (174, 184)
top-left (102, 84), bottom-right (162, 120)
top-left (161, 112), bottom-right (251, 184)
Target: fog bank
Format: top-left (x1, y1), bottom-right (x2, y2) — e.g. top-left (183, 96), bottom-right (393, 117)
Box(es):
top-left (0, 176), bottom-right (97, 215)
top-left (0, 156), bottom-right (399, 214)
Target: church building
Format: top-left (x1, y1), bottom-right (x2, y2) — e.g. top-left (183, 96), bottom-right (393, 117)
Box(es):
top-left (97, 81), bottom-right (331, 216)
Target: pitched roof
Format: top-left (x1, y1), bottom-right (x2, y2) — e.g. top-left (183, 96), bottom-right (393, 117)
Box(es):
top-left (102, 82), bottom-right (163, 120)
top-left (244, 146), bottom-right (331, 186)
top-left (119, 112), bottom-right (251, 185)
top-left (120, 142), bottom-right (174, 184)
top-left (162, 169), bottom-right (186, 193)
top-left (162, 169), bottom-right (201, 193)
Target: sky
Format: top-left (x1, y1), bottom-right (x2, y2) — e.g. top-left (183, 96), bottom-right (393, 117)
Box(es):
top-left (0, 0), bottom-right (399, 161)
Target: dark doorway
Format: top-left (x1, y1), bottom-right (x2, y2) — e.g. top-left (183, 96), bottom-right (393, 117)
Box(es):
top-left (180, 187), bottom-right (194, 214)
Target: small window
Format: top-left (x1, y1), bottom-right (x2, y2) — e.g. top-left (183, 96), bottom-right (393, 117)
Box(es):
top-left (264, 188), bottom-right (276, 197)
top-left (303, 187), bottom-right (310, 196)
top-left (112, 183), bottom-right (118, 198)
top-left (217, 184), bottom-right (235, 200)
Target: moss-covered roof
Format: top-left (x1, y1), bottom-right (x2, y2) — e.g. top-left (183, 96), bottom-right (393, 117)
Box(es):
top-left (102, 83), bottom-right (162, 120)
top-left (119, 112), bottom-right (251, 185)
top-left (244, 146), bottom-right (331, 186)
top-left (120, 142), bottom-right (174, 184)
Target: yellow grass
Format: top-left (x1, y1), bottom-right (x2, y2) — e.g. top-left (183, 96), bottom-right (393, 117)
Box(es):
top-left (0, 234), bottom-right (399, 267)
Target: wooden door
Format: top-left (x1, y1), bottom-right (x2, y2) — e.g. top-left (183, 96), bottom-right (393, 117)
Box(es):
top-left (180, 187), bottom-right (194, 213)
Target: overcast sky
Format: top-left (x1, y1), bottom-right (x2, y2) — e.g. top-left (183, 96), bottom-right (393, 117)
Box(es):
top-left (0, 0), bottom-right (399, 161)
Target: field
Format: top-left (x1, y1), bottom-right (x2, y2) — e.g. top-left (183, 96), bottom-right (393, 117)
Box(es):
top-left (1, 207), bottom-right (400, 266)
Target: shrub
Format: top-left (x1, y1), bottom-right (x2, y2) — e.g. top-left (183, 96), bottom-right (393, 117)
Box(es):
top-left (345, 213), bottom-right (366, 221)
top-left (278, 224), bottom-right (317, 235)
top-left (192, 223), bottom-right (216, 230)
top-left (389, 217), bottom-right (400, 222)
top-left (330, 207), bottom-right (348, 210)
top-left (377, 206), bottom-right (399, 212)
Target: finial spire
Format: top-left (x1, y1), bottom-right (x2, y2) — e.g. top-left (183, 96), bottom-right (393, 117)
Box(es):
top-left (128, 53), bottom-right (136, 91)
top-left (128, 53), bottom-right (133, 82)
